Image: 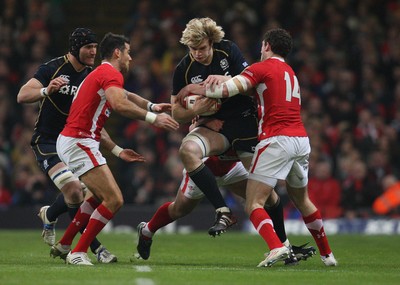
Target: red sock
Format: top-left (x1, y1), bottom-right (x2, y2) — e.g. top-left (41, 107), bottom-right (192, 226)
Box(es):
top-left (72, 204), bottom-right (113, 253)
top-left (250, 208), bottom-right (282, 250)
top-left (303, 210), bottom-right (332, 256)
top-left (147, 202), bottom-right (174, 233)
top-left (59, 197), bottom-right (99, 246)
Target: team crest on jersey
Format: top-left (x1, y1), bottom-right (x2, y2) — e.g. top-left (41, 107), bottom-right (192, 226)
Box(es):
top-left (220, 59), bottom-right (229, 70)
top-left (191, 75), bottom-right (203, 84)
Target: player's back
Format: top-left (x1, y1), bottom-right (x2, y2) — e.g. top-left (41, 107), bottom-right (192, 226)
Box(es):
top-left (243, 57), bottom-right (307, 140)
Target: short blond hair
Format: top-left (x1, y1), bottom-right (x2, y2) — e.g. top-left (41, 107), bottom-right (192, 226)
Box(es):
top-left (180, 17), bottom-right (225, 47)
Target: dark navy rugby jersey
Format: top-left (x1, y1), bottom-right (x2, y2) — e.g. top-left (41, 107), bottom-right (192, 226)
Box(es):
top-left (33, 55), bottom-right (92, 138)
top-left (172, 39), bottom-right (256, 119)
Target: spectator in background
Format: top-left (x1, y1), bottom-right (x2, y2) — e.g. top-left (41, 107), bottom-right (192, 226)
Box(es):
top-left (308, 160), bottom-right (342, 219)
top-left (373, 174), bottom-right (400, 217)
top-left (0, 167), bottom-right (12, 209)
top-left (341, 159), bottom-right (381, 218)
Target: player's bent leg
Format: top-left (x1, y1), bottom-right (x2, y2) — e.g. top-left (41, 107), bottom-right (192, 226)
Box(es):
top-left (67, 166), bottom-right (122, 259)
top-left (81, 165), bottom-right (124, 213)
top-left (49, 164), bottom-right (83, 205)
top-left (135, 191), bottom-right (202, 260)
top-left (286, 184), bottom-right (337, 266)
top-left (169, 190), bottom-right (202, 219)
top-left (181, 128), bottom-right (236, 236)
top-left (40, 164), bottom-right (83, 246)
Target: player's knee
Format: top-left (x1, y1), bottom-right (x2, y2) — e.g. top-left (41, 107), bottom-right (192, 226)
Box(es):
top-left (180, 133), bottom-right (209, 158)
top-left (244, 201), bottom-right (257, 216)
top-left (104, 194), bottom-right (124, 212)
top-left (61, 180), bottom-right (84, 204)
top-left (179, 141), bottom-right (199, 158)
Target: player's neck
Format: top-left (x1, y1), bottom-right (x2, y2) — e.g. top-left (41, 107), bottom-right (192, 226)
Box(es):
top-left (67, 53), bottom-right (86, 72)
top-left (101, 59), bottom-right (120, 72)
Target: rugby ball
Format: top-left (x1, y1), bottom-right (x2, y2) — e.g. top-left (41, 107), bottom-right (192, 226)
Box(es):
top-left (183, 94), bottom-right (221, 116)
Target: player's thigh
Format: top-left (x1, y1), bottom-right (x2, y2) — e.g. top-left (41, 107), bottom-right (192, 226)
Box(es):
top-left (245, 179), bottom-right (274, 213)
top-left (31, 135), bottom-right (62, 175)
top-left (249, 137), bottom-right (294, 181)
top-left (185, 126), bottom-right (230, 156)
top-left (225, 179), bottom-right (247, 199)
top-left (220, 114), bottom-right (258, 154)
top-left (80, 165), bottom-right (122, 205)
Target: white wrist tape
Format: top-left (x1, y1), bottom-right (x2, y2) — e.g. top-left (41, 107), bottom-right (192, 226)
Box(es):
top-left (145, 112), bottom-right (157, 124)
top-left (147, 101), bottom-right (155, 111)
top-left (40, 87), bottom-right (48, 97)
top-left (235, 75), bottom-right (249, 91)
top-left (205, 83), bottom-right (224, 98)
top-left (205, 77), bottom-right (243, 99)
top-left (111, 145), bottom-right (123, 157)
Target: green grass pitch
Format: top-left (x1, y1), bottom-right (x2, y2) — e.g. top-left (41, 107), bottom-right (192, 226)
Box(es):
top-left (0, 230), bottom-right (399, 285)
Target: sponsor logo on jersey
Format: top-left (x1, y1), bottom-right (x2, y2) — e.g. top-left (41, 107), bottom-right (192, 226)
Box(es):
top-left (59, 85), bottom-right (71, 95)
top-left (60, 74), bottom-right (70, 82)
top-left (43, 160), bottom-right (49, 170)
top-left (58, 74), bottom-right (77, 96)
top-left (191, 75), bottom-right (203, 84)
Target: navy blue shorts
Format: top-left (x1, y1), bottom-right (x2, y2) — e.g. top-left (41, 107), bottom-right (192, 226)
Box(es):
top-left (31, 132), bottom-right (62, 174)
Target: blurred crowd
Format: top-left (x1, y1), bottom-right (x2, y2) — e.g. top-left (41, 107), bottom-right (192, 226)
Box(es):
top-left (1, 0), bottom-right (400, 219)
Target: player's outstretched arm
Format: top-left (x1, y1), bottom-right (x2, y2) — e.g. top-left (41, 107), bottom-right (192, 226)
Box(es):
top-left (125, 90), bottom-right (172, 113)
top-left (106, 87), bottom-right (179, 131)
top-left (17, 76), bottom-right (68, 103)
top-left (100, 128), bottom-right (146, 162)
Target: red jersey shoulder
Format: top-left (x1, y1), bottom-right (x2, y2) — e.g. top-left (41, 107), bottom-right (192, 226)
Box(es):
top-left (95, 63), bottom-right (124, 89)
top-left (242, 61), bottom-right (272, 85)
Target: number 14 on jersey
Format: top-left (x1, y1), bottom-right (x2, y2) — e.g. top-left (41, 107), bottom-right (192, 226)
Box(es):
top-left (284, 71), bottom-right (301, 104)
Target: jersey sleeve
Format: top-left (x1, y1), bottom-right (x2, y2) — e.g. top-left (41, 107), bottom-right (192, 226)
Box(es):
top-left (33, 63), bottom-right (54, 87)
top-left (172, 64), bottom-right (186, 96)
top-left (102, 68), bottom-right (124, 90)
top-left (227, 41), bottom-right (249, 76)
top-left (241, 62), bottom-right (265, 86)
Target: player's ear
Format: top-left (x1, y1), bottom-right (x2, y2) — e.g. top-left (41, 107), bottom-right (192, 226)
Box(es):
top-left (114, 48), bottom-right (121, 59)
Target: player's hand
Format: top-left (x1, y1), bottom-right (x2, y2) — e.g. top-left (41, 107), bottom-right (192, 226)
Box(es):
top-left (47, 76), bottom-right (69, 94)
top-left (151, 103), bottom-right (171, 113)
top-left (176, 84), bottom-right (194, 105)
top-left (192, 97), bottom-right (217, 115)
top-left (204, 75), bottom-right (228, 85)
top-left (119, 149), bottom-right (146, 162)
top-left (154, 113), bottom-right (179, 131)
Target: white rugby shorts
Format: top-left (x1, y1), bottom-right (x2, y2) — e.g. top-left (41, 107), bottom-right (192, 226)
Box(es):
top-left (180, 161), bottom-right (248, 199)
top-left (56, 134), bottom-right (107, 177)
top-left (248, 136), bottom-right (310, 188)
